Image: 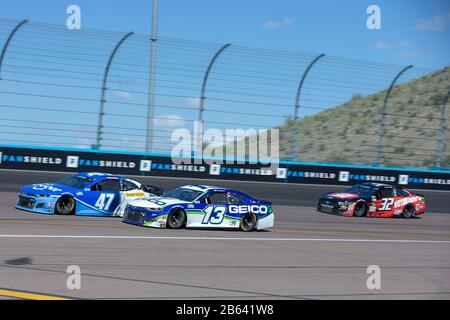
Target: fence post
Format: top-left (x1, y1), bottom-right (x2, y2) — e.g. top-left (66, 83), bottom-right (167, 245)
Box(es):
top-left (94, 32), bottom-right (134, 150)
top-left (195, 43), bottom-right (231, 158)
top-left (290, 53), bottom-right (325, 160)
top-left (435, 88), bottom-right (450, 168)
top-left (0, 19), bottom-right (28, 80)
top-left (145, 0), bottom-right (159, 153)
top-left (374, 64), bottom-right (413, 166)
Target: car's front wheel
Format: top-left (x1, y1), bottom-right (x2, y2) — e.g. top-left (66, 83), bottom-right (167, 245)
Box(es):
top-left (55, 195), bottom-right (76, 215)
top-left (167, 208), bottom-right (186, 229)
top-left (240, 213), bottom-right (257, 232)
top-left (401, 205), bottom-right (414, 219)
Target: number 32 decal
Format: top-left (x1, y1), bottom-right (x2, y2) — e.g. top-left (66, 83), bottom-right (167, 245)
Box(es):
top-left (379, 198), bottom-right (394, 211)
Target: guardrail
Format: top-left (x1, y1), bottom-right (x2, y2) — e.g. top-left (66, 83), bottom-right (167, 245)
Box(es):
top-left (1, 146), bottom-right (449, 191)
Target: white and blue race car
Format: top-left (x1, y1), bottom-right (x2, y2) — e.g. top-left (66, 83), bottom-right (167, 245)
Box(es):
top-left (123, 185), bottom-right (274, 231)
top-left (15, 172), bottom-right (163, 217)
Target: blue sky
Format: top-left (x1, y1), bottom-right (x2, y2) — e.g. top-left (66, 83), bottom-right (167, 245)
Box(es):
top-left (0, 0), bottom-right (449, 69)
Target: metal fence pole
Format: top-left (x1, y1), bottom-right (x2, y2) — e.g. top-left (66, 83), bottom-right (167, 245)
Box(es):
top-left (435, 88), bottom-right (450, 168)
top-left (291, 53), bottom-right (325, 160)
top-left (145, 0), bottom-right (159, 153)
top-left (94, 32), bottom-right (134, 150)
top-left (195, 43), bottom-right (231, 157)
top-left (374, 65), bottom-right (413, 166)
top-left (198, 43), bottom-right (231, 123)
top-left (0, 19), bottom-right (28, 80)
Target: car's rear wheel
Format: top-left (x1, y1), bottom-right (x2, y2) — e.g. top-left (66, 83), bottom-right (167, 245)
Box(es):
top-left (167, 208), bottom-right (186, 229)
top-left (240, 213), bottom-right (257, 232)
top-left (353, 202), bottom-right (367, 217)
top-left (401, 205), bottom-right (414, 219)
top-left (55, 195), bottom-right (75, 215)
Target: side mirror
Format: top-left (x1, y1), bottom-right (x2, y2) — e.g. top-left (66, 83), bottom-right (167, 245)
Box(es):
top-left (144, 185), bottom-right (163, 196)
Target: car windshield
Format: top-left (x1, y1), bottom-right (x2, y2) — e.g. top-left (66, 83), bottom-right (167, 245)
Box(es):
top-left (162, 187), bottom-right (204, 202)
top-left (344, 186), bottom-right (374, 197)
top-left (56, 175), bottom-right (94, 189)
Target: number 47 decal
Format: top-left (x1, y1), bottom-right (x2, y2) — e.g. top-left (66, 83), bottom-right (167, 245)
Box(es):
top-left (95, 193), bottom-right (115, 211)
top-left (379, 198), bottom-right (394, 211)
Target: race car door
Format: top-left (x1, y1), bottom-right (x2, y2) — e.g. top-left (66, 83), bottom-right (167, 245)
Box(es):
top-left (372, 186), bottom-right (396, 217)
top-left (199, 191), bottom-right (229, 228)
top-left (80, 179), bottom-right (121, 216)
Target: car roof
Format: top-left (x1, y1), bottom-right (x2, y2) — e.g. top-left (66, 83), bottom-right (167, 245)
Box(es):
top-left (354, 182), bottom-right (393, 189)
top-left (74, 172), bottom-right (123, 181)
top-left (180, 185), bottom-right (228, 192)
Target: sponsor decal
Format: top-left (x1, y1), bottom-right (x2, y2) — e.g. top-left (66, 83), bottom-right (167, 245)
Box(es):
top-left (139, 160), bottom-right (152, 172)
top-left (125, 192), bottom-right (145, 197)
top-left (399, 174), bottom-right (409, 185)
top-left (220, 167), bottom-right (274, 176)
top-left (67, 155), bottom-right (135, 169)
top-left (348, 174), bottom-right (395, 182)
top-left (209, 164), bottom-right (221, 176)
top-left (394, 196), bottom-right (419, 208)
top-left (1, 154), bottom-right (62, 165)
top-left (287, 171), bottom-right (336, 179)
top-left (339, 171), bottom-right (350, 182)
top-left (276, 168), bottom-right (287, 179)
top-left (32, 184), bottom-right (62, 192)
top-left (66, 156), bottom-right (79, 168)
top-left (151, 162), bottom-right (206, 173)
top-left (369, 206), bottom-right (376, 212)
top-left (228, 205), bottom-right (268, 214)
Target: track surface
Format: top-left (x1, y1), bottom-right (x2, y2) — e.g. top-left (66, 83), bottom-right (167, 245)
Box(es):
top-left (0, 170), bottom-right (449, 299)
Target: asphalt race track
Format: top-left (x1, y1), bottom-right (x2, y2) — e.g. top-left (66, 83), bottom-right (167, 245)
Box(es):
top-left (0, 169), bottom-right (449, 299)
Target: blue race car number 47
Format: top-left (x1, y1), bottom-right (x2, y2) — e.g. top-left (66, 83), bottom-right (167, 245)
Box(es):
top-left (202, 205), bottom-right (226, 224)
top-left (95, 193), bottom-right (115, 211)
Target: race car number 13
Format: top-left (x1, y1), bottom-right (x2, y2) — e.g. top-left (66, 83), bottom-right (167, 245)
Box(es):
top-left (202, 206), bottom-right (226, 224)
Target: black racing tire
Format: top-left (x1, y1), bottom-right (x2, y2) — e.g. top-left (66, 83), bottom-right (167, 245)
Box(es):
top-left (167, 208), bottom-right (187, 229)
top-left (401, 205), bottom-right (415, 219)
top-left (353, 202), bottom-right (367, 217)
top-left (55, 195), bottom-right (76, 215)
top-left (240, 213), bottom-right (257, 232)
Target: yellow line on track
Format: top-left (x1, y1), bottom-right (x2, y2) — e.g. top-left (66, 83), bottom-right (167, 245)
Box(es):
top-left (0, 289), bottom-right (71, 300)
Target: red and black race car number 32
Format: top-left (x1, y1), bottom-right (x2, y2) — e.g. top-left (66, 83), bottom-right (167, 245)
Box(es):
top-left (379, 198), bottom-right (394, 211)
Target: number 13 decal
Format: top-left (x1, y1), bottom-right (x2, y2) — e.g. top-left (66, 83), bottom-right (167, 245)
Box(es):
top-left (202, 205), bottom-right (226, 224)
top-left (379, 198), bottom-right (394, 211)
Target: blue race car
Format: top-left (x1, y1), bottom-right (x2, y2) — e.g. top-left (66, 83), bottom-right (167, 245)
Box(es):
top-left (122, 185), bottom-right (274, 231)
top-left (15, 172), bottom-right (163, 217)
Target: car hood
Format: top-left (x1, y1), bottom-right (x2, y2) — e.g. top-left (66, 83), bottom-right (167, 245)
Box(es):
top-left (129, 197), bottom-right (190, 209)
top-left (20, 183), bottom-right (79, 196)
top-left (320, 192), bottom-right (360, 200)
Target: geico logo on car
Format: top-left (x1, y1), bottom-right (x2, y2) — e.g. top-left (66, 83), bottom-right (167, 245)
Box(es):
top-left (228, 205), bottom-right (268, 214)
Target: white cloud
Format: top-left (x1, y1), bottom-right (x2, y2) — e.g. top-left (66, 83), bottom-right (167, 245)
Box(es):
top-left (372, 41), bottom-right (391, 49)
top-left (154, 114), bottom-right (185, 127)
top-left (264, 17), bottom-right (295, 29)
top-left (415, 14), bottom-right (449, 31)
top-left (115, 90), bottom-right (134, 100)
top-left (184, 97), bottom-right (201, 107)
